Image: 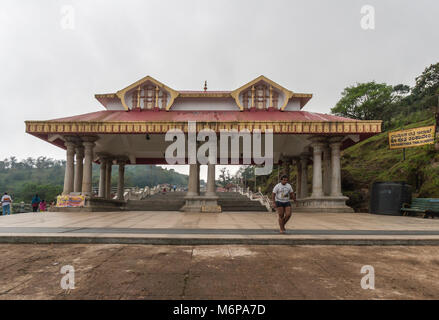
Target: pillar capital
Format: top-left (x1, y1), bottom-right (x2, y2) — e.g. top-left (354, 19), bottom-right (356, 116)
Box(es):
top-left (96, 153), bottom-right (110, 162)
top-left (63, 135), bottom-right (80, 143)
top-left (300, 153), bottom-right (310, 163)
top-left (115, 156), bottom-right (129, 165)
top-left (309, 136), bottom-right (328, 144)
top-left (329, 136), bottom-right (344, 145)
top-left (64, 140), bottom-right (76, 149)
top-left (81, 136), bottom-right (99, 143)
top-left (309, 137), bottom-right (327, 152)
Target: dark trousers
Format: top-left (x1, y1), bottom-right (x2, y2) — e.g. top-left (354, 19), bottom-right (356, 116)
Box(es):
top-left (32, 205), bottom-right (38, 212)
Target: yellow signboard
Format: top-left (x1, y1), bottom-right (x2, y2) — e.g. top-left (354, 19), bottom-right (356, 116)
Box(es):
top-left (388, 125), bottom-right (436, 149)
top-left (56, 195), bottom-right (85, 208)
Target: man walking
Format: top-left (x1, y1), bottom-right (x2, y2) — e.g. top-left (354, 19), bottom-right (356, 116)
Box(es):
top-left (1, 192), bottom-right (13, 216)
top-left (272, 175), bottom-right (296, 234)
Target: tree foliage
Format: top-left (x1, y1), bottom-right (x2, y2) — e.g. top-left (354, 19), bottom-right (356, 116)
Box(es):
top-left (0, 157), bottom-right (188, 203)
top-left (331, 62), bottom-right (439, 130)
top-left (331, 82), bottom-right (394, 120)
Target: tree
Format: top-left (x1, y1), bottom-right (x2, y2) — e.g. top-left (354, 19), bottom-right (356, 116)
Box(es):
top-left (218, 167), bottom-right (233, 187)
top-left (412, 63), bottom-right (439, 101)
top-left (331, 82), bottom-right (394, 120)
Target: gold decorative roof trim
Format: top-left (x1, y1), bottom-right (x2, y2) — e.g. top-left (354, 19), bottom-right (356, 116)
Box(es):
top-left (26, 120), bottom-right (382, 135)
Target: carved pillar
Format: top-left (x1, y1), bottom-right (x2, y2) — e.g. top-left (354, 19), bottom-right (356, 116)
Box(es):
top-left (196, 164), bottom-right (200, 195)
top-left (105, 158), bottom-right (113, 199)
top-left (117, 159), bottom-right (127, 201)
top-left (323, 145), bottom-right (332, 196)
top-left (98, 156), bottom-right (107, 198)
top-left (296, 159), bottom-right (302, 199)
top-left (74, 145), bottom-right (84, 193)
top-left (311, 142), bottom-right (324, 198)
top-left (81, 137), bottom-right (98, 196)
top-left (187, 164), bottom-right (199, 197)
top-left (284, 158), bottom-right (291, 179)
top-left (330, 138), bottom-right (343, 197)
top-left (300, 155), bottom-right (309, 199)
top-left (63, 140), bottom-right (76, 195)
top-left (206, 164), bottom-right (216, 197)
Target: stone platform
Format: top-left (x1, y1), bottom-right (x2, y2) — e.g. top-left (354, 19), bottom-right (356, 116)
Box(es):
top-left (0, 211), bottom-right (439, 245)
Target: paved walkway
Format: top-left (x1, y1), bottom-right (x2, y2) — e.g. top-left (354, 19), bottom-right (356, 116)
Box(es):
top-left (1, 244), bottom-right (439, 299)
top-left (0, 211), bottom-right (439, 245)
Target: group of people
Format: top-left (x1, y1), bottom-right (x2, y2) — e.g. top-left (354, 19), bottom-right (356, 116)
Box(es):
top-left (31, 194), bottom-right (47, 212)
top-left (0, 192), bottom-right (49, 216)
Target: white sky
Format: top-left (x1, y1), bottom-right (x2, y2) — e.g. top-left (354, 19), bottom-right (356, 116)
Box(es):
top-left (1, 0), bottom-right (438, 180)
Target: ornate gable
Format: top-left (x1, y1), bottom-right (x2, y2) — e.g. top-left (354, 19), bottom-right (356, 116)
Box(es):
top-left (231, 75), bottom-right (294, 111)
top-left (115, 76), bottom-right (179, 111)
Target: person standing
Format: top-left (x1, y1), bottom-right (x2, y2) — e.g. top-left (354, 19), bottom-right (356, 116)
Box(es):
top-left (272, 175), bottom-right (296, 234)
top-left (31, 194), bottom-right (41, 212)
top-left (39, 200), bottom-right (47, 212)
top-left (1, 192), bottom-right (13, 216)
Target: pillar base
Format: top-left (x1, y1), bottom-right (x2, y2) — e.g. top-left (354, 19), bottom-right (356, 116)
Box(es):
top-left (295, 196), bottom-right (354, 213)
top-left (180, 196), bottom-right (222, 213)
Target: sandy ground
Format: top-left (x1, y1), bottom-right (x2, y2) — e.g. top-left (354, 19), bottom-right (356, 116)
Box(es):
top-left (0, 244), bottom-right (438, 300)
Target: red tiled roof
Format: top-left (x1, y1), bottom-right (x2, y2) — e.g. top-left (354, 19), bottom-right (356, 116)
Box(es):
top-left (48, 110), bottom-right (356, 123)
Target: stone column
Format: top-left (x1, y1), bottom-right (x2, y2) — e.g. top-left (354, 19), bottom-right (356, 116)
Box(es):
top-left (300, 155), bottom-right (308, 199)
top-left (117, 159), bottom-right (126, 201)
top-left (81, 137), bottom-right (97, 196)
top-left (296, 159), bottom-right (302, 199)
top-left (98, 157), bottom-right (107, 198)
top-left (187, 164), bottom-right (199, 197)
top-left (196, 164), bottom-right (200, 195)
top-left (284, 158), bottom-right (291, 179)
top-left (74, 145), bottom-right (84, 193)
top-left (206, 164), bottom-right (216, 196)
top-left (311, 142), bottom-right (324, 198)
top-left (63, 140), bottom-right (76, 195)
top-left (323, 145), bottom-right (332, 196)
top-left (105, 158), bottom-right (113, 199)
top-left (330, 138), bottom-right (343, 197)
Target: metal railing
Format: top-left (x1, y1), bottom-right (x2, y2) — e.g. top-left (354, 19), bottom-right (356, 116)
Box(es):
top-left (237, 186), bottom-right (273, 212)
top-left (123, 185), bottom-right (183, 201)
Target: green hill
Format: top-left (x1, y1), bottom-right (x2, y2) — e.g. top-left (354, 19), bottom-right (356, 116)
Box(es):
top-left (342, 118), bottom-right (439, 211)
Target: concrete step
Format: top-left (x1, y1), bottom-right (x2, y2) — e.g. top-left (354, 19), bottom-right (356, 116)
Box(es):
top-left (126, 192), bottom-right (268, 212)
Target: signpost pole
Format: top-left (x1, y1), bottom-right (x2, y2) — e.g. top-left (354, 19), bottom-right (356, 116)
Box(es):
top-left (435, 96), bottom-right (439, 150)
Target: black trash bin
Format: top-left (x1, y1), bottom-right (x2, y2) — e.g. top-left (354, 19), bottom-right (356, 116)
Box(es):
top-left (369, 182), bottom-right (412, 215)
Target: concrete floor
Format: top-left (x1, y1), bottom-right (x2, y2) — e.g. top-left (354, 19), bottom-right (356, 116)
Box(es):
top-left (1, 212), bottom-right (438, 299)
top-left (0, 211), bottom-right (439, 245)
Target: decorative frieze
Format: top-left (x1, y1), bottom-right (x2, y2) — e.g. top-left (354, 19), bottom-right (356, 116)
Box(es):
top-left (26, 120), bottom-right (382, 135)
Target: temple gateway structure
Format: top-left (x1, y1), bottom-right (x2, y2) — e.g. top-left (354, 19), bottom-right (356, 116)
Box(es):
top-left (25, 75), bottom-right (381, 213)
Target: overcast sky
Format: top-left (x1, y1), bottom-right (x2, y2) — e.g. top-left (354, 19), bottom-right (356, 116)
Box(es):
top-left (1, 0), bottom-right (438, 179)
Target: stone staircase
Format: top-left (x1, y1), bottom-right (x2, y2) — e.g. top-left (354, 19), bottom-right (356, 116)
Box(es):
top-left (126, 192), bottom-right (186, 211)
top-left (124, 191), bottom-right (268, 212)
top-left (217, 192), bottom-right (268, 212)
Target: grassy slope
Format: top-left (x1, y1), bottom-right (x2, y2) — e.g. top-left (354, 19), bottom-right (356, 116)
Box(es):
top-left (342, 118), bottom-right (439, 211)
